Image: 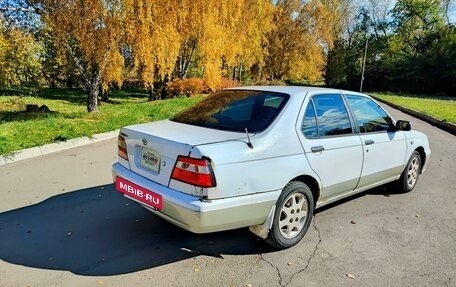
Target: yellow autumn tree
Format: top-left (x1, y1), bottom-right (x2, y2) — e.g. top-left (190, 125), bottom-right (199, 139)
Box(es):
top-left (0, 21), bottom-right (8, 84)
top-left (222, 0), bottom-right (275, 81)
top-left (125, 0), bottom-right (273, 93)
top-left (33, 0), bottom-right (125, 112)
top-left (175, 0), bottom-right (273, 90)
top-left (173, 1), bottom-right (202, 80)
top-left (124, 0), bottom-right (181, 99)
top-left (0, 20), bottom-right (43, 87)
top-left (266, 0), bottom-right (344, 81)
top-left (30, 0), bottom-right (281, 110)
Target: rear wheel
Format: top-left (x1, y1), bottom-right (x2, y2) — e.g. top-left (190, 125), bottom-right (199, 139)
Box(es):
top-left (396, 151), bottom-right (421, 193)
top-left (266, 181), bottom-right (314, 249)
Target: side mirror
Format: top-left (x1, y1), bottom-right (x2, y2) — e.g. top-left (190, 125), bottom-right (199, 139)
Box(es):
top-left (396, 120), bottom-right (411, 131)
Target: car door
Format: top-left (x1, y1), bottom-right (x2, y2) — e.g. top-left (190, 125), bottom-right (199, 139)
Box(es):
top-left (345, 95), bottom-right (407, 189)
top-left (297, 93), bottom-right (364, 202)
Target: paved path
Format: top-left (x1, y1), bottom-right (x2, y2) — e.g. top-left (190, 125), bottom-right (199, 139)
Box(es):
top-left (0, 106), bottom-right (455, 287)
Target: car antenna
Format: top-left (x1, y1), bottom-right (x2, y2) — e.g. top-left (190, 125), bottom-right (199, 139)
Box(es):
top-left (245, 128), bottom-right (253, 149)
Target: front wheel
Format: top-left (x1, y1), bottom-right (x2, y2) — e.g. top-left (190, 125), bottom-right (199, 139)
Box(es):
top-left (266, 181), bottom-right (314, 249)
top-left (396, 150), bottom-right (421, 193)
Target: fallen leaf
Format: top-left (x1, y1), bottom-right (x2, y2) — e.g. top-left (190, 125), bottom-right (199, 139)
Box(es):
top-left (97, 280), bottom-right (103, 285)
top-left (346, 273), bottom-right (355, 279)
top-left (194, 268), bottom-right (200, 272)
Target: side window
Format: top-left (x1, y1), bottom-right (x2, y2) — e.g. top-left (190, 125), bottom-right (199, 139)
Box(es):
top-left (301, 94), bottom-right (353, 138)
top-left (346, 95), bottom-right (393, 133)
top-left (302, 99), bottom-right (318, 138)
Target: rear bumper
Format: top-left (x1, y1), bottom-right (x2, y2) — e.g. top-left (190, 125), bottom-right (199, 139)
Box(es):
top-left (112, 163), bottom-right (279, 233)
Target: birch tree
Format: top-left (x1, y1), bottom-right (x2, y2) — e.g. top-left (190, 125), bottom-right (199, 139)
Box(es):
top-left (32, 0), bottom-right (125, 112)
top-left (266, 0), bottom-right (343, 81)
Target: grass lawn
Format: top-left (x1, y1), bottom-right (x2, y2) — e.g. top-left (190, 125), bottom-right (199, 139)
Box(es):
top-left (372, 92), bottom-right (456, 124)
top-left (0, 88), bottom-right (202, 155)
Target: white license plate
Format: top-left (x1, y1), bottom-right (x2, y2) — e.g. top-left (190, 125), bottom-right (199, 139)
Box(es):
top-left (140, 147), bottom-right (160, 172)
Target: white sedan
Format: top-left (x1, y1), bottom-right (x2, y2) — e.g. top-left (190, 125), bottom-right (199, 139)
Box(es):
top-left (112, 86), bottom-right (430, 249)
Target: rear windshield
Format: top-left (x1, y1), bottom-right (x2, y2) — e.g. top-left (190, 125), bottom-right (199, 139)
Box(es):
top-left (171, 90), bottom-right (289, 132)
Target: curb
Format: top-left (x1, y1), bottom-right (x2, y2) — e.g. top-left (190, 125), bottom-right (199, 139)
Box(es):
top-left (0, 130), bottom-right (119, 166)
top-left (371, 96), bottom-right (456, 136)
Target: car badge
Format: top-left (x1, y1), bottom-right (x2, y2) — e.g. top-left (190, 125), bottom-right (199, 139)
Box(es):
top-left (142, 138), bottom-right (148, 145)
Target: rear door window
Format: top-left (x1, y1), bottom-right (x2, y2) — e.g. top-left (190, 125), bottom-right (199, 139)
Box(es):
top-left (301, 94), bottom-right (353, 137)
top-left (171, 90), bottom-right (289, 132)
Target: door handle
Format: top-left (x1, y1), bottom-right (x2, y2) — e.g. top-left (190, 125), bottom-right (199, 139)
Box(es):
top-left (311, 146), bottom-right (325, 153)
top-left (364, 139), bottom-right (374, 145)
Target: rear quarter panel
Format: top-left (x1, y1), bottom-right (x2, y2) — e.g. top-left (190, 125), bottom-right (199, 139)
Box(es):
top-left (191, 91), bottom-right (320, 199)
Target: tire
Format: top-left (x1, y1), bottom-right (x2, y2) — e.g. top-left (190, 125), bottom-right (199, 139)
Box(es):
top-left (396, 151), bottom-right (421, 193)
top-left (266, 181), bottom-right (314, 249)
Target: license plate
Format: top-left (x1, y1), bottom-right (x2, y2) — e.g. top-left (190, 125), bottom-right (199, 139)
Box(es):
top-left (116, 177), bottom-right (163, 210)
top-left (140, 147), bottom-right (160, 173)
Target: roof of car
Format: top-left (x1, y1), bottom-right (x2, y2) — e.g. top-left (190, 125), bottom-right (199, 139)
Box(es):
top-left (228, 85), bottom-right (365, 96)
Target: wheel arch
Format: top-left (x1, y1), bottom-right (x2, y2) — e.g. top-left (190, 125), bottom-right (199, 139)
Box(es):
top-left (290, 175), bottom-right (320, 206)
top-left (415, 146), bottom-right (426, 173)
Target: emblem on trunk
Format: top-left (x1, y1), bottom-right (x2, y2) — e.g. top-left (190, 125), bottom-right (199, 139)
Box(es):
top-left (142, 138), bottom-right (148, 145)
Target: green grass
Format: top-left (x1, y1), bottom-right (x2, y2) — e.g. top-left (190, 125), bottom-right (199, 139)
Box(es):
top-left (0, 88), bottom-right (203, 155)
top-left (372, 92), bottom-right (456, 124)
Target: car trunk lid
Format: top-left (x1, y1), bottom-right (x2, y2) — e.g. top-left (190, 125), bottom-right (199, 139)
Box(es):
top-left (120, 119), bottom-right (245, 188)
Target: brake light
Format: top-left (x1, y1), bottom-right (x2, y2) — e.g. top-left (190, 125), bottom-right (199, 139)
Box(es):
top-left (118, 135), bottom-right (128, 160)
top-left (171, 156), bottom-right (216, 188)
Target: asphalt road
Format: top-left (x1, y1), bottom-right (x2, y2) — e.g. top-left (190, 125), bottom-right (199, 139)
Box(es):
top-left (1, 105), bottom-right (455, 287)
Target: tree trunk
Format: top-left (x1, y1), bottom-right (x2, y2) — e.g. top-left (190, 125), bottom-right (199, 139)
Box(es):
top-left (101, 90), bottom-right (109, 102)
top-left (148, 88), bottom-right (155, 102)
top-left (87, 84), bottom-right (99, 112)
top-left (99, 85), bottom-right (109, 102)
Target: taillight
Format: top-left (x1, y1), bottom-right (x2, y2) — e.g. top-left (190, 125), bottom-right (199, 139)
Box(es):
top-left (171, 156), bottom-right (216, 188)
top-left (118, 135), bottom-right (128, 160)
